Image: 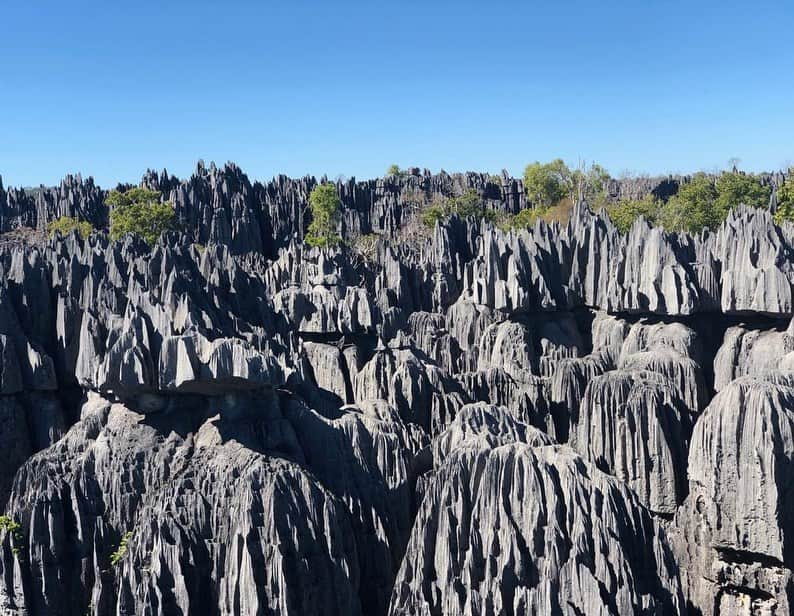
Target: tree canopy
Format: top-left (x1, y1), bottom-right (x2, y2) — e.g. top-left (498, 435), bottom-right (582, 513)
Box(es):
top-left (107, 188), bottom-right (176, 245)
top-left (523, 159), bottom-right (610, 209)
top-left (714, 171), bottom-right (771, 218)
top-left (306, 183), bottom-right (342, 248)
top-left (605, 194), bottom-right (659, 233)
top-left (657, 174), bottom-right (718, 233)
top-left (523, 160), bottom-right (568, 208)
top-left (653, 171), bottom-right (771, 233)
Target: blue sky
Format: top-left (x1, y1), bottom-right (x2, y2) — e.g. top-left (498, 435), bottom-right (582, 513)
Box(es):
top-left (1, 1), bottom-right (791, 187)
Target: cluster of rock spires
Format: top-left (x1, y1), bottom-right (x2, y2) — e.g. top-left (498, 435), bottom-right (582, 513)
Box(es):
top-left (0, 164), bottom-right (793, 615)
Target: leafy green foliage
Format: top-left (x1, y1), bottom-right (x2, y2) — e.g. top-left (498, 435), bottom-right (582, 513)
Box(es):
top-left (507, 207), bottom-right (544, 229)
top-left (714, 172), bottom-right (771, 220)
top-left (656, 172), bottom-right (770, 233)
top-left (107, 188), bottom-right (176, 245)
top-left (774, 182), bottom-right (794, 225)
top-left (306, 183), bottom-right (342, 248)
top-left (606, 194), bottom-right (659, 233)
top-left (110, 531), bottom-right (133, 567)
top-left (0, 515), bottom-right (21, 536)
top-left (448, 190), bottom-right (483, 218)
top-left (523, 159), bottom-right (611, 208)
top-left (386, 164), bottom-right (403, 177)
top-left (657, 174), bottom-right (718, 233)
top-left (501, 199), bottom-right (575, 230)
top-left (48, 216), bottom-right (93, 239)
top-left (421, 203), bottom-right (448, 229)
top-left (418, 190), bottom-right (496, 228)
top-left (0, 515), bottom-right (23, 557)
top-left (106, 187), bottom-right (162, 209)
top-left (523, 160), bottom-right (568, 208)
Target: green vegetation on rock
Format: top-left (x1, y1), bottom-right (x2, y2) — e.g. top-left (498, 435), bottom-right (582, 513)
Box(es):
top-left (523, 160), bottom-right (568, 208)
top-left (48, 216), bottom-right (93, 239)
top-left (418, 190), bottom-right (496, 228)
top-left (774, 181), bottom-right (794, 225)
top-left (606, 194), bottom-right (660, 233)
top-left (107, 188), bottom-right (176, 245)
top-left (110, 531), bottom-right (133, 566)
top-left (306, 183), bottom-right (342, 248)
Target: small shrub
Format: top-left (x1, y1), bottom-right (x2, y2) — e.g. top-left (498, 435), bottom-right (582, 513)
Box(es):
top-left (386, 164), bottom-right (404, 177)
top-left (110, 531), bottom-right (133, 567)
top-left (606, 194), bottom-right (660, 233)
top-left (0, 515), bottom-right (23, 557)
top-left (774, 182), bottom-right (794, 225)
top-left (48, 216), bottom-right (93, 239)
top-left (448, 190), bottom-right (482, 218)
top-left (421, 203), bottom-right (448, 229)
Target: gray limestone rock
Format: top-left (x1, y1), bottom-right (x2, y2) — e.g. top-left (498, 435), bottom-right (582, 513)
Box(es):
top-left (570, 370), bottom-right (690, 515)
top-left (389, 444), bottom-right (684, 615)
top-left (432, 402), bottom-right (555, 465)
top-left (672, 375), bottom-right (794, 614)
top-left (3, 165), bottom-right (794, 614)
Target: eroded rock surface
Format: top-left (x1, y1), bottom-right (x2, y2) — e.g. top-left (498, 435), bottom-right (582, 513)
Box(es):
top-left (1, 165), bottom-right (793, 615)
top-left (390, 444), bottom-right (684, 615)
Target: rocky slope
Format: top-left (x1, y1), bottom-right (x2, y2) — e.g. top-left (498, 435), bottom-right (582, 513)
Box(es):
top-left (0, 165), bottom-right (793, 614)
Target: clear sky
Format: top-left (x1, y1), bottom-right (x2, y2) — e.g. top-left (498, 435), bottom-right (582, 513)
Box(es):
top-left (1, 1), bottom-right (792, 187)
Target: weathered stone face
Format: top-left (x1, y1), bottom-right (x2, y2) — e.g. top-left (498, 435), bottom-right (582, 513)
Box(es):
top-left (0, 166), bottom-right (793, 615)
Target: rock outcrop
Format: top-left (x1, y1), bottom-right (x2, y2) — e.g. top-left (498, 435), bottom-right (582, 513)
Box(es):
top-left (390, 444), bottom-right (684, 615)
top-left (672, 375), bottom-right (794, 614)
top-left (0, 163), bottom-right (793, 615)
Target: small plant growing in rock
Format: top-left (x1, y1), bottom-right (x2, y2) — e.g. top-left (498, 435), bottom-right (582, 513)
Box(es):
top-left (48, 216), bottom-right (94, 239)
top-left (110, 531), bottom-right (133, 566)
top-left (0, 515), bottom-right (23, 556)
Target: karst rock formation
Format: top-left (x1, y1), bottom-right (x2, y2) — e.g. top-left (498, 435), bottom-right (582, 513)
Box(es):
top-left (0, 164), bottom-right (792, 615)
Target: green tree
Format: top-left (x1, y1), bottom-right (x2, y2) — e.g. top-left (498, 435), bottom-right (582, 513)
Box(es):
top-left (658, 174), bottom-right (718, 233)
top-left (306, 183), bottom-right (341, 248)
top-left (108, 188), bottom-right (176, 245)
top-left (449, 189), bottom-right (482, 218)
top-left (714, 172), bottom-right (771, 220)
top-left (386, 164), bottom-right (403, 177)
top-left (421, 203), bottom-right (449, 228)
top-left (605, 194), bottom-right (659, 233)
top-left (48, 216), bottom-right (94, 239)
top-left (523, 160), bottom-right (568, 208)
top-left (774, 182), bottom-right (794, 225)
